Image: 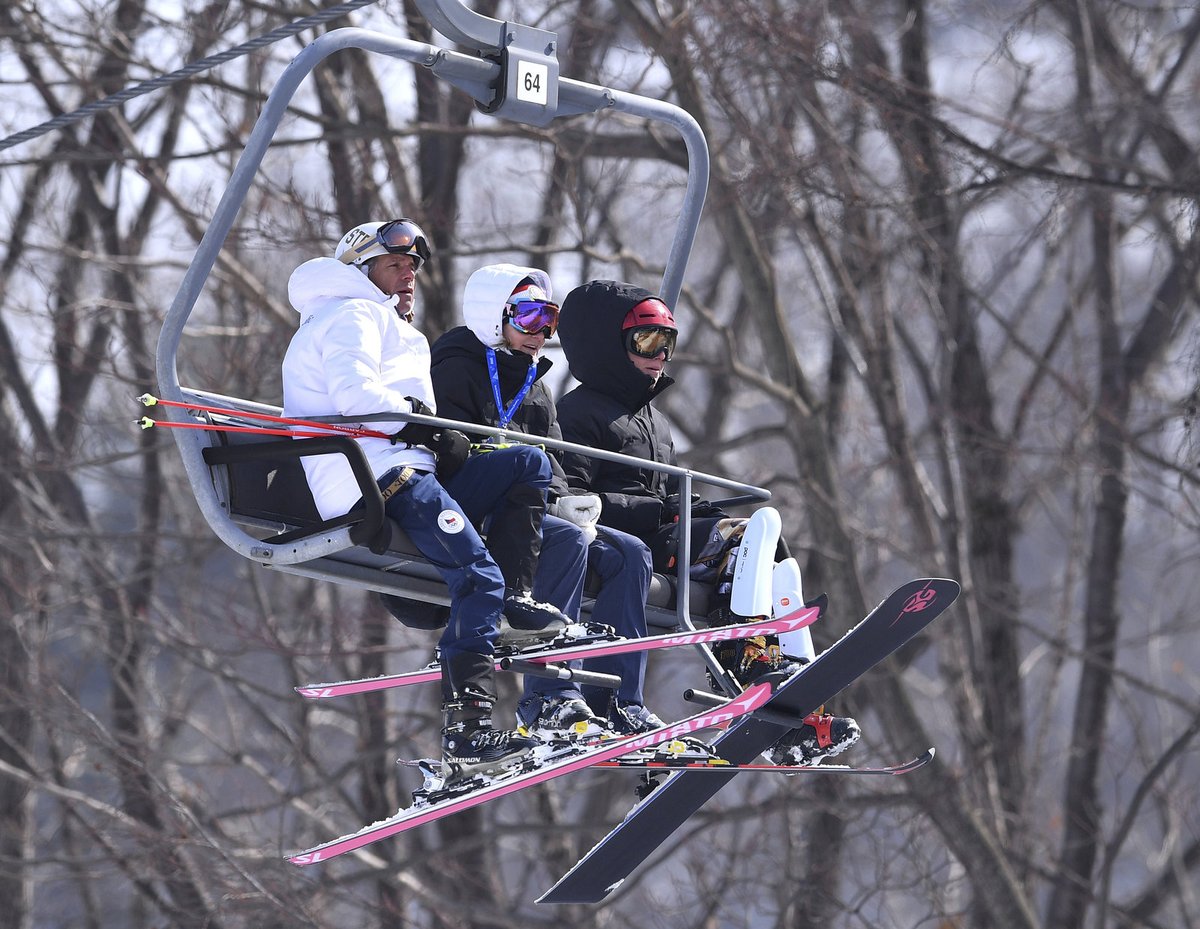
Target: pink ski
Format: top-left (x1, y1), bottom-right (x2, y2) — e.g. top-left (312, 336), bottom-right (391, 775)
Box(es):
top-left (287, 680), bottom-right (778, 865)
top-left (295, 607), bottom-right (820, 700)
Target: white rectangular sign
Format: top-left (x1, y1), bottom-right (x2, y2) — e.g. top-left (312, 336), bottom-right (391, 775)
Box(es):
top-left (515, 60), bottom-right (549, 106)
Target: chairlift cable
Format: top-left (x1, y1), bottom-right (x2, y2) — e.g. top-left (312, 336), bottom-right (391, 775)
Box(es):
top-left (0, 0), bottom-right (381, 155)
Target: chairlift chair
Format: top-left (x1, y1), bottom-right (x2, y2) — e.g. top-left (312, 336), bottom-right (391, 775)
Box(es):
top-left (154, 0), bottom-right (771, 644)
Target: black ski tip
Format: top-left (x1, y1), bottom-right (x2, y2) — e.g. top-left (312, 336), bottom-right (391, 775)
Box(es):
top-left (805, 592), bottom-right (829, 618)
top-left (537, 877), bottom-right (624, 906)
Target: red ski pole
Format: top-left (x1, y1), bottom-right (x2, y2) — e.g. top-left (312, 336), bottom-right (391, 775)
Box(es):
top-left (136, 393), bottom-right (393, 439)
top-left (134, 417), bottom-right (366, 440)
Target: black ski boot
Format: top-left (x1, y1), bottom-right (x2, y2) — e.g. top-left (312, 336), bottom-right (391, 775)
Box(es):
top-left (707, 632), bottom-right (785, 690)
top-left (502, 591), bottom-right (571, 632)
top-left (441, 653), bottom-right (538, 777)
top-left (442, 690), bottom-right (539, 776)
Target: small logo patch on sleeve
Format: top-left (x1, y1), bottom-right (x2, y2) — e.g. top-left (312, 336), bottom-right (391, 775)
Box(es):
top-left (437, 510), bottom-right (465, 534)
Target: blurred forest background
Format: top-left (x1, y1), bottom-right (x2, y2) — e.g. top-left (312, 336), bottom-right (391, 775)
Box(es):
top-left (2, 1), bottom-right (1199, 927)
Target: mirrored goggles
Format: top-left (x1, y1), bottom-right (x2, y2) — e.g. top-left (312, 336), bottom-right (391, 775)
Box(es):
top-left (505, 299), bottom-right (560, 337)
top-left (624, 325), bottom-right (677, 361)
top-left (377, 219), bottom-right (431, 271)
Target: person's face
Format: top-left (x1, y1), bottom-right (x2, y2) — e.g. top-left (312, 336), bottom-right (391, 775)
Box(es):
top-left (628, 350), bottom-right (666, 382)
top-left (367, 254), bottom-right (417, 316)
top-left (503, 319), bottom-right (547, 357)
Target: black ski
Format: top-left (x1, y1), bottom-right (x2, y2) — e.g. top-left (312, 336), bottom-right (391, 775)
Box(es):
top-left (537, 577), bottom-right (959, 905)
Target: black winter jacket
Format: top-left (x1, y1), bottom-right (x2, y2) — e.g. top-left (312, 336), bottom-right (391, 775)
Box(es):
top-left (429, 325), bottom-right (572, 500)
top-left (556, 280), bottom-right (679, 539)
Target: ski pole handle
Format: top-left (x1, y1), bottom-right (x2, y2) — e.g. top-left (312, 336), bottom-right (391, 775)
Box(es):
top-left (499, 657), bottom-right (622, 691)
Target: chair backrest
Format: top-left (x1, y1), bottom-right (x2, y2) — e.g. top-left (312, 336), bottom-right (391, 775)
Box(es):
top-left (215, 425), bottom-right (323, 527)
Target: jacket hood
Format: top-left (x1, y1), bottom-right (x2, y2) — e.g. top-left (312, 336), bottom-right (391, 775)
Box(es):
top-left (461, 263), bottom-right (553, 348)
top-left (557, 279), bottom-right (674, 410)
top-left (288, 256), bottom-right (399, 315)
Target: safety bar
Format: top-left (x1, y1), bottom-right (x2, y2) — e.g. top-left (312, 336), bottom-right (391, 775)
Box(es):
top-left (181, 386), bottom-right (769, 632)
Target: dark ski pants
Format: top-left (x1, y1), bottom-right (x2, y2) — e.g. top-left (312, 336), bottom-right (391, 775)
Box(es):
top-left (378, 466), bottom-right (505, 665)
top-left (446, 449), bottom-right (588, 706)
top-left (441, 445), bottom-right (585, 661)
top-left (523, 512), bottom-right (588, 702)
top-left (581, 526), bottom-right (653, 710)
top-left (382, 445), bottom-right (587, 706)
top-left (380, 445), bottom-right (552, 660)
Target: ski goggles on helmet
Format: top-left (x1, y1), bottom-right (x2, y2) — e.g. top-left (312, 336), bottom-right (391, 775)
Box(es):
top-left (624, 325), bottom-right (677, 361)
top-left (340, 219), bottom-right (431, 271)
top-left (376, 219), bottom-right (431, 271)
top-left (505, 295), bottom-right (560, 337)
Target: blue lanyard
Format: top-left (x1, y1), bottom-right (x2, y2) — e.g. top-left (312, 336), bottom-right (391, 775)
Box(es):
top-left (486, 347), bottom-right (538, 429)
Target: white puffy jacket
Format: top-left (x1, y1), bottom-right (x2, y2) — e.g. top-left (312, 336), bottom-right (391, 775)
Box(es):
top-left (282, 257), bottom-right (437, 519)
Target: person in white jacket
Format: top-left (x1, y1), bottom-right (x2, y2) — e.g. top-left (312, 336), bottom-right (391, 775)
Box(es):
top-left (282, 218), bottom-right (582, 774)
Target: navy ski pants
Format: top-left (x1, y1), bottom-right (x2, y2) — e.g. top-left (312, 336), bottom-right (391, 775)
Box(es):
top-left (378, 444), bottom-right (565, 664)
top-left (379, 445), bottom-right (590, 708)
top-left (581, 527), bottom-right (653, 710)
top-left (378, 464), bottom-right (504, 664)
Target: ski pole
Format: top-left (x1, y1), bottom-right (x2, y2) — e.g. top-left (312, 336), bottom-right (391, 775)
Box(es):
top-left (136, 393), bottom-right (393, 439)
top-left (135, 417), bottom-right (359, 440)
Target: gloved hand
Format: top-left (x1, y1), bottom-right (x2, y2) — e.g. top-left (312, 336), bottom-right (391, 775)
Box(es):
top-left (690, 499), bottom-right (727, 520)
top-left (392, 396), bottom-right (437, 446)
top-left (662, 492), bottom-right (698, 523)
top-left (662, 493), bottom-right (725, 523)
top-left (550, 493), bottom-right (602, 545)
top-left (406, 396), bottom-right (433, 417)
top-left (431, 429), bottom-right (471, 479)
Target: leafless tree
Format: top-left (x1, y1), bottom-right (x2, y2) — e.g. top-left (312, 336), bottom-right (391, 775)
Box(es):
top-left (1, 1), bottom-right (1197, 928)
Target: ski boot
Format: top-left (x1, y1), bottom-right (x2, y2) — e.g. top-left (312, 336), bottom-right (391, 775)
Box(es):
top-left (608, 700), bottom-right (666, 735)
top-left (497, 590), bottom-right (571, 647)
top-left (711, 636), bottom-right (862, 767)
top-left (517, 692), bottom-right (610, 743)
top-left (767, 710), bottom-right (861, 766)
top-left (442, 686), bottom-right (539, 778)
top-left (707, 631), bottom-right (787, 689)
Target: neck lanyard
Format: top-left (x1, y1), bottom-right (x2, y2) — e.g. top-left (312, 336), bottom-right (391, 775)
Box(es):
top-left (486, 347), bottom-right (538, 429)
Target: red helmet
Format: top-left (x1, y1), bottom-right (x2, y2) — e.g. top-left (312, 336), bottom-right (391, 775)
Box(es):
top-left (622, 298), bottom-right (675, 330)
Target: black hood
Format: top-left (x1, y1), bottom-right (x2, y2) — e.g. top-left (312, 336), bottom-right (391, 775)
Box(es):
top-left (557, 280), bottom-right (674, 411)
top-left (430, 325), bottom-right (553, 382)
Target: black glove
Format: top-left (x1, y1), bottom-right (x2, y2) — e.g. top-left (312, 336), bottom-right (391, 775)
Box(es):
top-left (690, 499), bottom-right (727, 520)
top-left (662, 492), bottom-right (698, 523)
top-left (406, 396), bottom-right (433, 417)
top-left (432, 429), bottom-right (471, 479)
top-left (392, 397), bottom-right (437, 446)
top-left (663, 493), bottom-right (725, 523)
